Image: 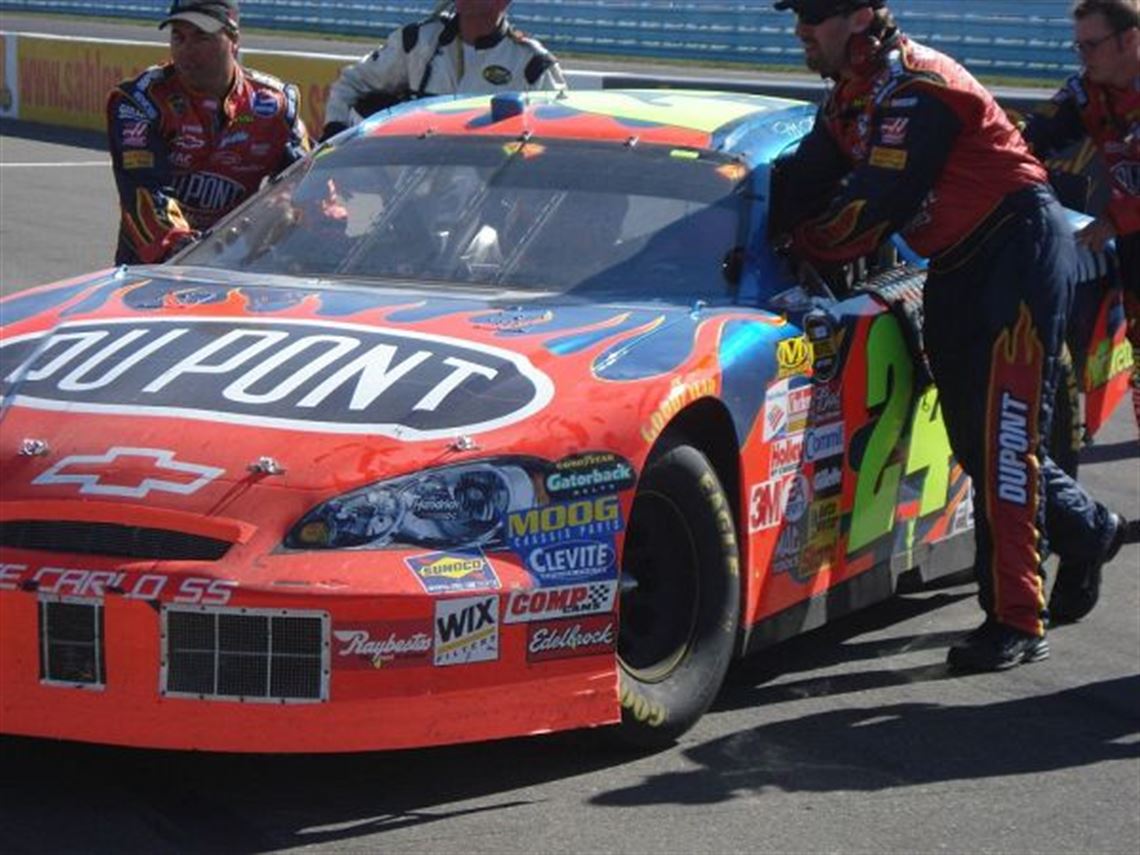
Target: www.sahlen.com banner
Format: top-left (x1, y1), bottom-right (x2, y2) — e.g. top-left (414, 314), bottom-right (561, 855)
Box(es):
top-left (0, 33), bottom-right (343, 134)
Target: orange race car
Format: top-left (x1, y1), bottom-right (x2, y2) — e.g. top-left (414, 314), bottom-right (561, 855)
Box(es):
top-left (0, 89), bottom-right (1131, 752)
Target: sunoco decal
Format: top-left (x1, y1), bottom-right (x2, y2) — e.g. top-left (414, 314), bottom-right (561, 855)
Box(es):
top-left (405, 548), bottom-right (500, 594)
top-left (1, 317), bottom-right (553, 438)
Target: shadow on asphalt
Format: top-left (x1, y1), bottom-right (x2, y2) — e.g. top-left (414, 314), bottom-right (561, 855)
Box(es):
top-left (1080, 438), bottom-right (1139, 466)
top-left (592, 674), bottom-right (1140, 806)
top-left (0, 119), bottom-right (107, 151)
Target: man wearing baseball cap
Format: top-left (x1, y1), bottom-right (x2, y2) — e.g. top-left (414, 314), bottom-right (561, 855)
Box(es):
top-left (770, 0), bottom-right (1125, 671)
top-left (106, 0), bottom-right (310, 264)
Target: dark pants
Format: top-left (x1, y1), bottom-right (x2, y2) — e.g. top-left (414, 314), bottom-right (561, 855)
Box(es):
top-left (924, 185), bottom-right (1110, 636)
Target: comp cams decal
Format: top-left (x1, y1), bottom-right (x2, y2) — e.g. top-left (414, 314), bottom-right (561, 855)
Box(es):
top-left (1, 317), bottom-right (554, 438)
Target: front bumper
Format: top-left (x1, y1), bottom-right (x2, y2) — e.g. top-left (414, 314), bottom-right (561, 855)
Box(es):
top-left (0, 550), bottom-right (620, 753)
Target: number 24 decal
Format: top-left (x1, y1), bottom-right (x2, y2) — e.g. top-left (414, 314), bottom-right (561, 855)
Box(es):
top-left (848, 314), bottom-right (954, 554)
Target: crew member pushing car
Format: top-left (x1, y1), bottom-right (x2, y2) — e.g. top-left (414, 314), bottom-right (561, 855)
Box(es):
top-left (1022, 0), bottom-right (1140, 454)
top-left (319, 0), bottom-right (565, 142)
top-left (106, 0), bottom-right (310, 265)
top-left (770, 0), bottom-right (1125, 671)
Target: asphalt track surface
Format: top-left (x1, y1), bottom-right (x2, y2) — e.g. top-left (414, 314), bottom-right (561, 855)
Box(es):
top-left (1, 24), bottom-right (1139, 855)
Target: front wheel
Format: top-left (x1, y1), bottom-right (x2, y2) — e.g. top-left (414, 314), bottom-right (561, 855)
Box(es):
top-left (616, 437), bottom-right (740, 748)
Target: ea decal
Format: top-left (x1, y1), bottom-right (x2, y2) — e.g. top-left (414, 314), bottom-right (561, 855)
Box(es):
top-left (1, 318), bottom-right (553, 438)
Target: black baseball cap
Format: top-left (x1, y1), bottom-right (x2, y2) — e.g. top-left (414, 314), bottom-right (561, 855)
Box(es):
top-left (774, 0), bottom-right (885, 25)
top-left (160, 0), bottom-right (240, 35)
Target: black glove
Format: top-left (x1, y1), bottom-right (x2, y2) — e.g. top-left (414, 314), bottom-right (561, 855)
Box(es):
top-left (319, 121), bottom-right (348, 143)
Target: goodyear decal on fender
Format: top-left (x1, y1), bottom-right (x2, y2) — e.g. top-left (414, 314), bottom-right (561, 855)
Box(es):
top-left (506, 495), bottom-right (623, 550)
top-left (0, 318), bottom-right (554, 438)
top-left (505, 580), bottom-right (617, 624)
top-left (405, 548), bottom-right (500, 594)
top-left (776, 335), bottom-right (813, 379)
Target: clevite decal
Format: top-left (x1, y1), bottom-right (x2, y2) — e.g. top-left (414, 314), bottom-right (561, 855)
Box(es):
top-left (1, 317), bottom-right (554, 438)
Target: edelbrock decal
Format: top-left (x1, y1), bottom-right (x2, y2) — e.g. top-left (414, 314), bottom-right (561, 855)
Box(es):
top-left (1, 317), bottom-right (553, 438)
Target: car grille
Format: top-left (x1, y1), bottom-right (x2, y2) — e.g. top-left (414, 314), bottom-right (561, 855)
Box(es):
top-left (1, 521), bottom-right (231, 561)
top-left (161, 607), bottom-right (329, 703)
top-left (39, 598), bottom-right (105, 687)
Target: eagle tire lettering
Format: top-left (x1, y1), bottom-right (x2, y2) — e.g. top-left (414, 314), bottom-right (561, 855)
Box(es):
top-left (614, 432), bottom-right (740, 748)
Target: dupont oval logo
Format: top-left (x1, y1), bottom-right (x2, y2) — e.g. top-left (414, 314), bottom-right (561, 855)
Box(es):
top-left (1, 318), bottom-right (554, 438)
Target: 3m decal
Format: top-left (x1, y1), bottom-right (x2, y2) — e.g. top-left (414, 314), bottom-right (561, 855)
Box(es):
top-left (32, 446), bottom-right (223, 498)
top-left (748, 474), bottom-right (792, 533)
top-left (333, 621), bottom-right (433, 669)
top-left (433, 595), bottom-right (499, 666)
top-left (1, 318), bottom-right (553, 438)
top-left (527, 615), bottom-right (616, 662)
top-left (504, 581), bottom-right (617, 624)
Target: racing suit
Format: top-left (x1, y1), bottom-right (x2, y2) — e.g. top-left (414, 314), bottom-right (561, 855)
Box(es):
top-left (777, 31), bottom-right (1115, 636)
top-left (321, 11), bottom-right (565, 139)
top-left (1023, 73), bottom-right (1140, 431)
top-left (107, 63), bottom-right (310, 265)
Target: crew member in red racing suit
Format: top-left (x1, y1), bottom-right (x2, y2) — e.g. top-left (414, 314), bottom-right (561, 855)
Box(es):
top-left (1023, 0), bottom-right (1140, 449)
top-left (771, 0), bottom-right (1126, 671)
top-left (107, 0), bottom-right (310, 265)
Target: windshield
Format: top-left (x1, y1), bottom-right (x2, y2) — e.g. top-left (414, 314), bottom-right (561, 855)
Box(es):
top-left (180, 134), bottom-right (747, 301)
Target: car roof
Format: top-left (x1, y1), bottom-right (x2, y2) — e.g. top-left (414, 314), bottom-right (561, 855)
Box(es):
top-left (360, 89), bottom-right (818, 167)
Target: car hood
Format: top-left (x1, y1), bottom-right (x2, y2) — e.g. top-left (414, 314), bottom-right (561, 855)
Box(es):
top-left (1, 268), bottom-right (779, 509)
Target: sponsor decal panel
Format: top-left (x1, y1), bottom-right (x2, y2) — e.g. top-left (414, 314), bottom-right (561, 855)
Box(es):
top-left (0, 563), bottom-right (236, 604)
top-left (506, 495), bottom-right (623, 551)
top-left (770, 434), bottom-right (805, 478)
top-left (405, 548), bottom-right (499, 594)
top-left (776, 335), bottom-right (812, 379)
top-left (0, 318), bottom-right (552, 439)
top-left (526, 615), bottom-right (617, 662)
top-left (545, 452), bottom-right (635, 499)
top-left (812, 459), bottom-right (843, 496)
top-left (504, 581), bottom-right (617, 624)
top-left (749, 474), bottom-right (791, 533)
top-left (805, 422), bottom-right (845, 461)
top-left (783, 474), bottom-right (811, 524)
top-left (433, 595), bottom-right (499, 666)
top-left (333, 620), bottom-right (433, 669)
top-left (525, 537), bottom-right (617, 584)
top-left (772, 523), bottom-right (803, 574)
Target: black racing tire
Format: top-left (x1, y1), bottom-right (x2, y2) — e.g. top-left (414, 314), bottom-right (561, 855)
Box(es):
top-left (615, 435), bottom-right (741, 748)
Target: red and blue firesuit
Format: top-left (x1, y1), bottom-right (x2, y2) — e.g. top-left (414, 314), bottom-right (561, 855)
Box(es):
top-left (107, 62), bottom-right (310, 265)
top-left (776, 31), bottom-right (1115, 636)
top-left (1023, 72), bottom-right (1140, 431)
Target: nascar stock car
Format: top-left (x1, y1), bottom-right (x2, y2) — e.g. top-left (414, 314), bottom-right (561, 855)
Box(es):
top-left (0, 89), bottom-right (1132, 753)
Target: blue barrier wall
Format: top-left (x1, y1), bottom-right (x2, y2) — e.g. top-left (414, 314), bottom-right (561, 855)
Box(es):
top-left (0, 1), bottom-right (1081, 82)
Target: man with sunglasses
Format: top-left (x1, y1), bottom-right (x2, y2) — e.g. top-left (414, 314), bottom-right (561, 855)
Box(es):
top-left (1023, 0), bottom-right (1139, 461)
top-left (771, 0), bottom-right (1125, 672)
